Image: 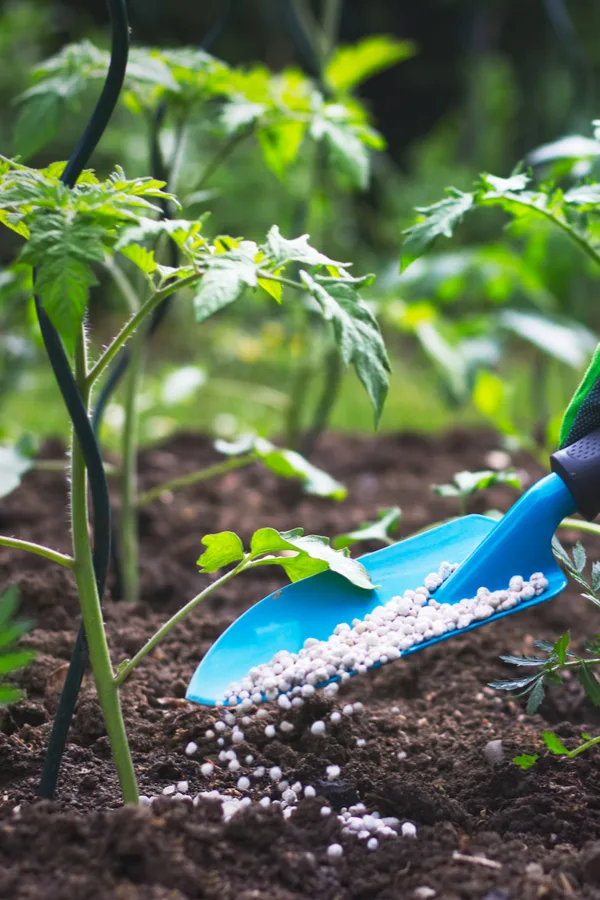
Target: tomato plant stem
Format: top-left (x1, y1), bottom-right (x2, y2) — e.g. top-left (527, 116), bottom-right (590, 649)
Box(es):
top-left (71, 327), bottom-right (138, 804)
top-left (0, 536), bottom-right (74, 568)
top-left (32, 459), bottom-right (119, 476)
top-left (114, 556), bottom-right (251, 686)
top-left (564, 733), bottom-right (600, 758)
top-left (120, 325), bottom-right (145, 604)
top-left (559, 518), bottom-right (600, 538)
top-left (86, 273), bottom-right (199, 387)
top-left (137, 453), bottom-right (255, 508)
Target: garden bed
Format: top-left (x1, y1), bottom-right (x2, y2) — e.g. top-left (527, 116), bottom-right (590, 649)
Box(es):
top-left (1, 428), bottom-right (600, 899)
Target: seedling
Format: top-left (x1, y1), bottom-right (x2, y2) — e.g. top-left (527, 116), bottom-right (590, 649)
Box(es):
top-left (433, 468), bottom-right (521, 516)
top-left (333, 507), bottom-right (401, 549)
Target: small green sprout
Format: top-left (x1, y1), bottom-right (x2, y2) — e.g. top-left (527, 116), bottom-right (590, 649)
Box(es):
top-left (433, 468), bottom-right (521, 516)
top-left (0, 586), bottom-right (35, 707)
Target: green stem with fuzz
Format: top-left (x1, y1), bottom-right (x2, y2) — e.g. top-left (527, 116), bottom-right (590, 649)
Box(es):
top-left (114, 556), bottom-right (250, 686)
top-left (71, 326), bottom-right (138, 803)
top-left (138, 453), bottom-right (255, 508)
top-left (86, 273), bottom-right (199, 387)
top-left (120, 325), bottom-right (145, 604)
top-left (33, 459), bottom-right (119, 476)
top-left (0, 535), bottom-right (74, 568)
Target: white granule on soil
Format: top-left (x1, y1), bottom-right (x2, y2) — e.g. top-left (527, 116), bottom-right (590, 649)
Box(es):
top-left (222, 565), bottom-right (548, 704)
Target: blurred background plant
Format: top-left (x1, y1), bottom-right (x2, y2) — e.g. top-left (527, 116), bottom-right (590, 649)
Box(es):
top-left (1, 0), bottom-right (600, 464)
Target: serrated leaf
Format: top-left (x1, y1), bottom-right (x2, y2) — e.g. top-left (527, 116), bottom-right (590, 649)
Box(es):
top-left (264, 226), bottom-right (340, 268)
top-left (257, 121), bottom-right (307, 178)
top-left (542, 730), bottom-right (569, 755)
top-left (553, 632), bottom-right (571, 666)
top-left (325, 35), bottom-right (416, 92)
top-left (563, 184), bottom-right (600, 206)
top-left (333, 507), bottom-right (401, 549)
top-left (35, 257), bottom-right (97, 352)
top-left (249, 526), bottom-right (374, 589)
top-left (489, 674), bottom-right (541, 691)
top-left (311, 118), bottom-right (370, 190)
top-left (193, 252), bottom-right (258, 323)
top-left (579, 661), bottom-right (600, 706)
top-left (573, 542), bottom-right (586, 574)
top-left (481, 172), bottom-right (530, 194)
top-left (0, 445), bottom-right (34, 499)
top-left (592, 561), bottom-right (600, 593)
top-left (498, 654), bottom-right (547, 667)
top-left (528, 135), bottom-right (600, 165)
top-left (526, 678), bottom-right (545, 714)
top-left (512, 753), bottom-right (539, 770)
top-left (13, 92), bottom-right (62, 160)
top-left (119, 244), bottom-right (156, 275)
top-left (401, 190), bottom-right (474, 271)
top-left (197, 532), bottom-right (245, 573)
top-left (252, 438), bottom-right (347, 500)
top-left (299, 271), bottom-right (389, 424)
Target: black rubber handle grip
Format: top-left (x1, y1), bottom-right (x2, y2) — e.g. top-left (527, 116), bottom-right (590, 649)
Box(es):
top-left (550, 427), bottom-right (600, 520)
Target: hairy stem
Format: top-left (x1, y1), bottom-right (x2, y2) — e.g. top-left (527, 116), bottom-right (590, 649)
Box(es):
top-left (87, 273), bottom-right (199, 387)
top-left (33, 459), bottom-right (119, 476)
top-left (120, 326), bottom-right (145, 604)
top-left (138, 453), bottom-right (255, 508)
top-left (565, 733), bottom-right (600, 758)
top-left (71, 326), bottom-right (138, 804)
top-left (195, 126), bottom-right (255, 194)
top-left (114, 557), bottom-right (250, 686)
top-left (0, 536), bottom-right (74, 568)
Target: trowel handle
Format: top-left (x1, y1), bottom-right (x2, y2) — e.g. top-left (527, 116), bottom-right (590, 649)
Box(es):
top-left (551, 427), bottom-right (600, 521)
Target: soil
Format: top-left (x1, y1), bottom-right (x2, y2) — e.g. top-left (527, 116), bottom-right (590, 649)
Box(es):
top-left (2, 428), bottom-right (600, 899)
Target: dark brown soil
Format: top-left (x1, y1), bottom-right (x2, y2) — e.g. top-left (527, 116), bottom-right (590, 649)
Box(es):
top-left (2, 429), bottom-right (600, 899)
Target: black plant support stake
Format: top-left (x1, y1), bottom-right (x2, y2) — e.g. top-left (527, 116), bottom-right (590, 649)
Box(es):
top-left (37, 0), bottom-right (129, 800)
top-left (92, 2), bottom-right (239, 601)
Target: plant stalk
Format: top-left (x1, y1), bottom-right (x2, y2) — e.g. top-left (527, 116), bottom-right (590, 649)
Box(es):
top-left (559, 517), bottom-right (600, 537)
top-left (114, 557), bottom-right (250, 686)
top-left (120, 325), bottom-right (145, 604)
top-left (71, 327), bottom-right (138, 804)
top-left (138, 453), bottom-right (255, 507)
top-left (0, 536), bottom-right (74, 568)
top-left (87, 273), bottom-right (199, 387)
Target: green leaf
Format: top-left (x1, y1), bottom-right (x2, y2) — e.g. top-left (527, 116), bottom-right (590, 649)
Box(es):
top-left (299, 271), bottom-right (390, 424)
top-left (563, 184), bottom-right (600, 206)
top-left (249, 527), bottom-right (374, 590)
top-left (257, 122), bottom-right (307, 178)
top-left (193, 251), bottom-right (258, 323)
top-left (481, 172), bottom-right (530, 194)
top-left (435, 469), bottom-right (521, 501)
top-left (35, 256), bottom-right (98, 352)
top-left (0, 650), bottom-right (35, 677)
top-left (542, 730), bottom-right (569, 755)
top-left (311, 118), bottom-right (370, 190)
top-left (573, 542), bottom-right (586, 574)
top-left (264, 226), bottom-right (339, 268)
top-left (526, 678), bottom-right (545, 714)
top-left (579, 661), bottom-right (600, 706)
top-left (553, 632), bottom-right (571, 666)
top-left (401, 190), bottom-right (474, 271)
top-left (0, 587), bottom-right (19, 632)
top-left (0, 684), bottom-right (24, 705)
top-left (252, 438), bottom-right (347, 500)
top-left (499, 310), bottom-right (597, 370)
top-left (498, 654), bottom-right (547, 667)
top-left (333, 507), bottom-right (401, 550)
top-left (13, 92), bottom-right (63, 160)
top-left (119, 244), bottom-right (156, 275)
top-left (221, 98), bottom-right (265, 135)
top-left (432, 484), bottom-right (460, 499)
top-left (528, 135), bottom-right (600, 165)
top-left (326, 35), bottom-right (416, 92)
top-left (592, 561), bottom-right (600, 593)
top-left (489, 674), bottom-right (541, 691)
top-left (512, 753), bottom-right (539, 770)
top-left (0, 444), bottom-right (34, 499)
top-left (197, 532), bottom-right (245, 573)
